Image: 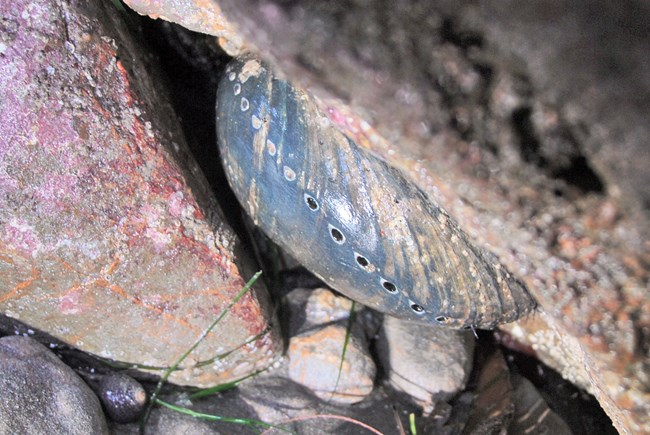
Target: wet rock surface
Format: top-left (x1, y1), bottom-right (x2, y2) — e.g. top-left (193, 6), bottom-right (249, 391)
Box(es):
top-left (284, 288), bottom-right (376, 405)
top-left (112, 407), bottom-right (221, 435)
top-left (0, 0), bottom-right (279, 387)
top-left (0, 280), bottom-right (612, 434)
top-left (284, 287), bottom-right (359, 335)
top-left (0, 335), bottom-right (108, 435)
top-left (509, 374), bottom-right (572, 435)
top-left (127, 0), bottom-right (648, 431)
top-left (377, 316), bottom-right (475, 412)
top-left (0, 1), bottom-right (628, 434)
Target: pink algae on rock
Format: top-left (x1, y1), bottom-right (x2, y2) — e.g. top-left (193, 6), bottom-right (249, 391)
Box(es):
top-left (0, 0), bottom-right (279, 387)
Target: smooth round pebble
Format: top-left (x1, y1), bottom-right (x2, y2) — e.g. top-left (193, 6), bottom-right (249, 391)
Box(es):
top-left (98, 372), bottom-right (147, 423)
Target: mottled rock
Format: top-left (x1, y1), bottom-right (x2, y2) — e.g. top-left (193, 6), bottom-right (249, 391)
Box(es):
top-left (167, 372), bottom-right (418, 434)
top-left (501, 312), bottom-right (593, 391)
top-left (111, 370), bottom-right (421, 434)
top-left (236, 374), bottom-right (420, 434)
top-left (98, 373), bottom-right (147, 424)
top-left (302, 288), bottom-right (358, 326)
top-left (376, 316), bottom-right (474, 412)
top-left (0, 335), bottom-right (108, 434)
top-left (287, 324), bottom-right (376, 404)
top-left (0, 0), bottom-right (278, 387)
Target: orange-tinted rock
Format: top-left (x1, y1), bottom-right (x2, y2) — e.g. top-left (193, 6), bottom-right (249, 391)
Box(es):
top-left (123, 0), bottom-right (245, 55)
top-left (0, 0), bottom-right (279, 387)
top-left (284, 287), bottom-right (363, 337)
top-left (287, 325), bottom-right (375, 404)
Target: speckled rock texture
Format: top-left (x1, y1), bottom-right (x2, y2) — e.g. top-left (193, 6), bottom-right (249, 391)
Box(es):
top-left (0, 335), bottom-right (109, 435)
top-left (97, 373), bottom-right (147, 424)
top-left (124, 0), bottom-right (649, 431)
top-left (113, 373), bottom-right (423, 434)
top-left (123, 0), bottom-right (245, 56)
top-left (112, 406), bottom-right (222, 434)
top-left (0, 0), bottom-right (279, 387)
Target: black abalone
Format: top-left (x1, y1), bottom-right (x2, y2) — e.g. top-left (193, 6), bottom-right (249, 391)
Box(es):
top-left (216, 56), bottom-right (536, 329)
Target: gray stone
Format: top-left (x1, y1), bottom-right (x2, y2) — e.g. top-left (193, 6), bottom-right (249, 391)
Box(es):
top-left (463, 350), bottom-right (514, 434)
top-left (377, 316), bottom-right (475, 412)
top-left (236, 374), bottom-right (419, 434)
top-left (0, 335), bottom-right (108, 435)
top-left (111, 406), bottom-right (221, 435)
top-left (111, 371), bottom-right (421, 434)
top-left (144, 407), bottom-right (221, 435)
top-left (98, 372), bottom-right (147, 424)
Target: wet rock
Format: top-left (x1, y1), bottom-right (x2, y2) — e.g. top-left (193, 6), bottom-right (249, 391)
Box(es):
top-left (237, 374), bottom-right (420, 434)
top-left (146, 408), bottom-right (220, 435)
top-left (302, 288), bottom-right (358, 326)
top-left (98, 373), bottom-right (147, 424)
top-left (172, 371), bottom-right (419, 434)
top-left (376, 316), bottom-right (474, 412)
top-left (287, 324), bottom-right (376, 404)
top-left (125, 0), bottom-right (648, 430)
top-left (110, 368), bottom-right (421, 434)
top-left (0, 335), bottom-right (108, 434)
top-left (230, 374), bottom-right (325, 428)
top-left (498, 320), bottom-right (619, 435)
top-left (0, 0), bottom-right (279, 387)
top-left (501, 313), bottom-right (593, 391)
top-left (464, 350), bottom-right (514, 434)
top-left (111, 407), bottom-right (220, 435)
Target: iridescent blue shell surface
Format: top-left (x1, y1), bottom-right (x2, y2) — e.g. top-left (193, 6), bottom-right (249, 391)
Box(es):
top-left (216, 56), bottom-right (536, 329)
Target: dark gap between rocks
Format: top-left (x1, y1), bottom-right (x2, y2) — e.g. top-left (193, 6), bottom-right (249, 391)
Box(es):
top-left (502, 346), bottom-right (617, 435)
top-left (441, 18), bottom-right (485, 50)
top-left (139, 18), bottom-right (246, 237)
top-left (512, 106), bottom-right (605, 194)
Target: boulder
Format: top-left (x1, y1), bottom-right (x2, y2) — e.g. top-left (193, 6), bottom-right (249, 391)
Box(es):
top-left (0, 0), bottom-right (279, 387)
